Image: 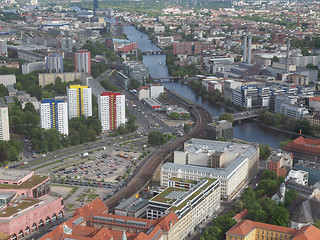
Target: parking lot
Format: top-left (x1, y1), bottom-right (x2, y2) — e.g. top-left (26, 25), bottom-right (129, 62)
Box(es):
top-left (52, 149), bottom-right (141, 186)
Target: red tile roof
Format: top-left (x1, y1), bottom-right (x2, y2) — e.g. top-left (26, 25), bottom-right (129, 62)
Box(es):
top-left (293, 225), bottom-right (320, 240)
top-left (40, 198), bottom-right (178, 240)
top-left (73, 198), bottom-right (108, 219)
top-left (309, 96), bottom-right (320, 103)
top-left (233, 209), bottom-right (248, 222)
top-left (226, 219), bottom-right (298, 237)
top-left (285, 136), bottom-right (320, 156)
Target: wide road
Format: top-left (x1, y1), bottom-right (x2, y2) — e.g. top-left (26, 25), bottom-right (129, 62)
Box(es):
top-left (106, 106), bottom-right (212, 210)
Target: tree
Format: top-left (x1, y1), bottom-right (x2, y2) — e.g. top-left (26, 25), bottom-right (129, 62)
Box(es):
top-left (284, 189), bottom-right (298, 207)
top-left (148, 131), bottom-right (166, 145)
top-left (271, 56), bottom-right (279, 63)
top-left (0, 84), bottom-right (7, 97)
top-left (313, 219), bottom-right (320, 229)
top-left (169, 112), bottom-right (180, 120)
top-left (279, 139), bottom-right (293, 150)
top-left (218, 113), bottom-right (234, 123)
top-left (184, 123), bottom-right (190, 134)
top-left (259, 144), bottom-right (271, 160)
top-left (232, 200), bottom-right (245, 213)
top-left (271, 206), bottom-right (289, 226)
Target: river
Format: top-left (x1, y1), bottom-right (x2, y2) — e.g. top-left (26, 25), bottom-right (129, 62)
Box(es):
top-left (124, 25), bottom-right (297, 148)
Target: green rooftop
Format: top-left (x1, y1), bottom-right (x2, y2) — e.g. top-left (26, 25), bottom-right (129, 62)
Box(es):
top-left (151, 187), bottom-right (188, 204)
top-left (170, 177), bottom-right (198, 185)
top-left (0, 197), bottom-right (41, 217)
top-left (0, 175), bottom-right (49, 189)
top-left (150, 178), bottom-right (217, 212)
top-left (169, 178), bottom-right (217, 211)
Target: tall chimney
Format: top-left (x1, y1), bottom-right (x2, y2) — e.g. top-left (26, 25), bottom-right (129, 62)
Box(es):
top-left (286, 38), bottom-right (290, 72)
top-left (243, 35), bottom-right (247, 62)
top-left (247, 34), bottom-right (252, 63)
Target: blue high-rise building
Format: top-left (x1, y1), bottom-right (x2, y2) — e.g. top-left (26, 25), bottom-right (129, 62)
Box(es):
top-left (40, 99), bottom-right (68, 135)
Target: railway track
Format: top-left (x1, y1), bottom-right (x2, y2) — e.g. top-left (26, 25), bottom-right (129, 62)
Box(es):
top-left (105, 105), bottom-right (212, 210)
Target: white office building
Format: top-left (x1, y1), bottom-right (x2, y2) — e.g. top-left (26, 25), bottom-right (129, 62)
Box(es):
top-left (40, 99), bottom-right (68, 136)
top-left (98, 92), bottom-right (125, 131)
top-left (161, 139), bottom-right (259, 200)
top-left (67, 85), bottom-right (92, 119)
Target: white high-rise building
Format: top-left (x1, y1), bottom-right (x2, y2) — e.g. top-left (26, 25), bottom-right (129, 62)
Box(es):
top-left (0, 100), bottom-right (10, 141)
top-left (0, 40), bottom-right (7, 57)
top-left (46, 54), bottom-right (63, 73)
top-left (98, 92), bottom-right (125, 131)
top-left (75, 51), bottom-right (91, 74)
top-left (67, 85), bottom-right (92, 119)
top-left (40, 99), bottom-right (68, 136)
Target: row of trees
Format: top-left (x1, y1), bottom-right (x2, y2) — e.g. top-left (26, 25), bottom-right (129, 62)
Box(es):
top-left (258, 109), bottom-right (320, 137)
top-left (0, 140), bottom-right (23, 162)
top-left (148, 131), bottom-right (175, 146)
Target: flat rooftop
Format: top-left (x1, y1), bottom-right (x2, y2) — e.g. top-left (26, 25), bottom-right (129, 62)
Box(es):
top-left (0, 169), bottom-right (33, 182)
top-left (151, 178), bottom-right (217, 211)
top-left (183, 138), bottom-right (257, 169)
top-left (170, 177), bottom-right (197, 185)
top-left (0, 196), bottom-right (41, 217)
top-left (0, 175), bottom-right (48, 189)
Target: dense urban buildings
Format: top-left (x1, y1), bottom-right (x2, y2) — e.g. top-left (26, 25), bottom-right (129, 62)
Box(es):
top-left (40, 198), bottom-right (180, 240)
top-left (0, 169), bottom-right (64, 239)
top-left (161, 139), bottom-right (259, 200)
top-left (40, 99), bottom-right (68, 135)
top-left (98, 92), bottom-right (125, 131)
top-left (75, 51), bottom-right (91, 74)
top-left (67, 85), bottom-right (92, 119)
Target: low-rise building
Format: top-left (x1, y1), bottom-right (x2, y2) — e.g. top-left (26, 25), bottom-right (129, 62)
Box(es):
top-left (206, 120), bottom-right (233, 141)
top-left (287, 192), bottom-right (320, 229)
top-left (115, 197), bottom-right (149, 218)
top-left (285, 170), bottom-right (308, 186)
top-left (294, 160), bottom-right (320, 185)
top-left (226, 219), bottom-right (320, 240)
top-left (267, 152), bottom-right (293, 177)
top-left (285, 136), bottom-right (320, 164)
top-left (0, 169), bottom-right (64, 239)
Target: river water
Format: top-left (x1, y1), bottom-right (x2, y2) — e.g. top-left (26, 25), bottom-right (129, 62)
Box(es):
top-left (124, 25), bottom-right (297, 148)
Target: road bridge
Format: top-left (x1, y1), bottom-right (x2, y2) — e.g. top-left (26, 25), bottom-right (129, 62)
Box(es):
top-left (232, 110), bottom-right (260, 122)
top-left (141, 50), bottom-right (164, 55)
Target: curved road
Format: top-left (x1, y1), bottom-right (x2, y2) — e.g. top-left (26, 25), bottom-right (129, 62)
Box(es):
top-left (106, 106), bottom-right (212, 210)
